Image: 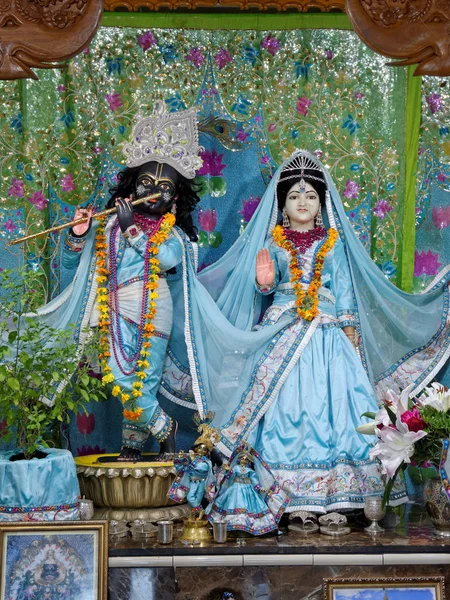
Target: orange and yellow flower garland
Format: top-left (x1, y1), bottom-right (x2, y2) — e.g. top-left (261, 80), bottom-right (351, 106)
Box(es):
top-left (95, 212), bottom-right (176, 420)
top-left (272, 225), bottom-right (338, 321)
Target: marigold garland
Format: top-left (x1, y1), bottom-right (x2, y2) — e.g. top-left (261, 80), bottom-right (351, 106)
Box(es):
top-left (272, 225), bottom-right (338, 321)
top-left (95, 212), bottom-right (176, 421)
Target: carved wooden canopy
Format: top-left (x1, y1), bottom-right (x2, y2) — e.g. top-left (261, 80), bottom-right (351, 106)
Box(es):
top-left (104, 0), bottom-right (344, 10)
top-left (346, 0), bottom-right (450, 76)
top-left (0, 0), bottom-right (103, 80)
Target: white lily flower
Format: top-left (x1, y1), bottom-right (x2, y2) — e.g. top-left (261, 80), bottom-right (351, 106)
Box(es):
top-left (369, 419), bottom-right (427, 479)
top-left (419, 382), bottom-right (450, 412)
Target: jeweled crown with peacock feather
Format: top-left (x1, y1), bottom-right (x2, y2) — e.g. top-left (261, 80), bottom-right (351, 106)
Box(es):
top-left (122, 101), bottom-right (203, 180)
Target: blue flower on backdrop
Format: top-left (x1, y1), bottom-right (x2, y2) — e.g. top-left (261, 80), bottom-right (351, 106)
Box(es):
top-left (294, 61), bottom-right (312, 80)
top-left (231, 95), bottom-right (252, 117)
top-left (440, 127), bottom-right (449, 136)
top-left (118, 125), bottom-right (125, 135)
top-left (60, 110), bottom-right (75, 129)
top-left (243, 45), bottom-right (260, 66)
top-left (160, 45), bottom-right (177, 64)
top-left (106, 57), bottom-right (123, 76)
top-left (378, 261), bottom-right (397, 279)
top-left (166, 93), bottom-right (186, 112)
top-left (10, 114), bottom-right (22, 134)
top-left (342, 114), bottom-right (361, 136)
top-left (60, 157), bottom-right (70, 165)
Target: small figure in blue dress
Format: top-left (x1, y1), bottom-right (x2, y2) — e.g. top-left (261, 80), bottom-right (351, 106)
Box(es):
top-left (207, 445), bottom-right (289, 535)
top-left (169, 435), bottom-right (216, 519)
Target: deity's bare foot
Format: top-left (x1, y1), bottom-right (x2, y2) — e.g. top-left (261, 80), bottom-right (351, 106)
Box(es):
top-left (157, 421), bottom-right (178, 461)
top-left (117, 446), bottom-right (142, 462)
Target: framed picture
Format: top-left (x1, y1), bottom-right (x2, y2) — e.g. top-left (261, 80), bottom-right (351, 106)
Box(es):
top-left (324, 577), bottom-right (446, 600)
top-left (0, 520), bottom-right (108, 600)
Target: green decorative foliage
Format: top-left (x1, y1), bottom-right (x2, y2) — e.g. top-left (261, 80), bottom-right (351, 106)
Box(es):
top-left (0, 268), bottom-right (106, 459)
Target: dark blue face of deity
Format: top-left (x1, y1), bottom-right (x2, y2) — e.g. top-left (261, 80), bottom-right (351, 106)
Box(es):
top-left (134, 161), bottom-right (180, 216)
top-left (41, 562), bottom-right (60, 582)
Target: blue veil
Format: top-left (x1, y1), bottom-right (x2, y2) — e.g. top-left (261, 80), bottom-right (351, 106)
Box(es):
top-left (165, 150), bottom-right (450, 455)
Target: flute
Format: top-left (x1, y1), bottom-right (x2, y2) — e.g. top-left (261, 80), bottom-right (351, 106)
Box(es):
top-left (8, 192), bottom-right (162, 247)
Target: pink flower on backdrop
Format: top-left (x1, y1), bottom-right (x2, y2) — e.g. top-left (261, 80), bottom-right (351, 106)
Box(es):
top-left (77, 444), bottom-right (105, 456)
top-left (296, 97), bottom-right (312, 117)
top-left (60, 173), bottom-right (75, 193)
top-left (437, 172), bottom-right (447, 183)
top-left (214, 48), bottom-right (232, 70)
top-left (314, 150), bottom-right (323, 159)
top-left (254, 115), bottom-right (262, 124)
top-left (268, 123), bottom-right (277, 133)
top-left (432, 205), bottom-right (450, 229)
top-left (343, 179), bottom-right (360, 199)
top-left (354, 91), bottom-right (364, 100)
top-left (28, 191), bottom-right (48, 212)
top-left (261, 35), bottom-right (280, 56)
top-left (77, 412), bottom-right (96, 435)
top-left (186, 47), bottom-right (205, 69)
top-left (83, 47), bottom-right (90, 55)
top-left (3, 219), bottom-right (16, 233)
top-left (236, 130), bottom-right (249, 142)
top-left (93, 145), bottom-right (103, 154)
top-left (8, 178), bottom-right (24, 198)
top-left (426, 93), bottom-right (442, 115)
top-left (137, 31), bottom-right (157, 51)
top-left (239, 195), bottom-right (262, 223)
top-left (105, 92), bottom-right (123, 112)
top-left (414, 250), bottom-right (442, 277)
top-left (373, 199), bottom-right (393, 219)
top-left (400, 408), bottom-right (426, 433)
top-left (261, 155), bottom-right (270, 165)
top-left (57, 84), bottom-right (66, 93)
top-left (418, 147), bottom-right (425, 156)
top-left (325, 49), bottom-right (334, 60)
top-left (197, 150), bottom-right (226, 177)
top-left (198, 208), bottom-right (217, 232)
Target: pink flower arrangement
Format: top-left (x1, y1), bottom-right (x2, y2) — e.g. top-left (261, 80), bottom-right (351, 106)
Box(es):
top-left (198, 208), bottom-right (217, 233)
top-left (77, 411), bottom-right (96, 435)
top-left (28, 191), bottom-right (48, 212)
top-left (261, 35), bottom-right (280, 56)
top-left (214, 48), bottom-right (233, 70)
top-left (8, 178), bottom-right (24, 198)
top-left (186, 47), bottom-right (205, 69)
top-left (236, 129), bottom-right (249, 143)
top-left (105, 92), bottom-right (123, 112)
top-left (197, 150), bottom-right (226, 177)
top-left (437, 172), bottom-right (447, 183)
top-left (373, 199), bottom-right (393, 219)
top-left (414, 250), bottom-right (442, 277)
top-left (60, 173), bottom-right (76, 193)
top-left (137, 31), bottom-right (157, 51)
top-left (342, 179), bottom-right (359, 200)
top-left (296, 96), bottom-right (312, 117)
top-left (432, 205), bottom-right (450, 229)
top-left (239, 195), bottom-right (261, 223)
top-left (400, 407), bottom-right (426, 433)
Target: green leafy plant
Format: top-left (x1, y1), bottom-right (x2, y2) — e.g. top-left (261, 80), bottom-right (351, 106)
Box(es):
top-left (0, 267), bottom-right (106, 459)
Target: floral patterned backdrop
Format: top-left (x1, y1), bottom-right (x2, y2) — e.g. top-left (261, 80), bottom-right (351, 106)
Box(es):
top-left (415, 77), bottom-right (450, 293)
top-left (0, 24), bottom-right (411, 453)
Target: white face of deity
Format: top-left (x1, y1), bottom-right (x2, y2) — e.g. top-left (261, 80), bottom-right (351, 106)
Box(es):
top-left (284, 181), bottom-right (321, 231)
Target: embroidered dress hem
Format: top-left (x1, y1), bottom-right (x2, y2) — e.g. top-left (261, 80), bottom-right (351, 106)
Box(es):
top-left (207, 505), bottom-right (278, 535)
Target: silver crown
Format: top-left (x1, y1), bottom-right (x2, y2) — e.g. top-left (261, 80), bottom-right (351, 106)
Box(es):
top-left (280, 150), bottom-right (327, 186)
top-left (122, 101), bottom-right (204, 179)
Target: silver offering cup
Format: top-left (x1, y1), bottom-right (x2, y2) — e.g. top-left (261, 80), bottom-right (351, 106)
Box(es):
top-left (212, 520), bottom-right (228, 543)
top-left (157, 520), bottom-right (174, 544)
top-left (364, 497), bottom-right (386, 534)
top-left (78, 497), bottom-right (94, 521)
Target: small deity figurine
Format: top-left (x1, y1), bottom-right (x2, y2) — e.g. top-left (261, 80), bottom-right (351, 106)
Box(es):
top-left (60, 101), bottom-right (203, 460)
top-left (207, 445), bottom-right (289, 535)
top-left (168, 442), bottom-right (215, 519)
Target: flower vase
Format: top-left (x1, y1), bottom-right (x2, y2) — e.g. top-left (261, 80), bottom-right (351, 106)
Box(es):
top-left (424, 477), bottom-right (450, 537)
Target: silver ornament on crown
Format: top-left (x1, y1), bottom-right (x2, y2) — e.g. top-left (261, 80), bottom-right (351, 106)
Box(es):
top-left (122, 101), bottom-right (204, 180)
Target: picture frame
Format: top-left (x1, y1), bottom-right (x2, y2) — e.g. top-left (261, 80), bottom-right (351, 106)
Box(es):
top-left (0, 520), bottom-right (108, 600)
top-left (324, 577), bottom-right (446, 600)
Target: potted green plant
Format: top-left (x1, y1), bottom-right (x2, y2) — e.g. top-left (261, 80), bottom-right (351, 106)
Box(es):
top-left (0, 267), bottom-right (106, 521)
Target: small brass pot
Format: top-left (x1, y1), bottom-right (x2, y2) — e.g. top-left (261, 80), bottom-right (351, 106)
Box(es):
top-left (179, 518), bottom-right (212, 544)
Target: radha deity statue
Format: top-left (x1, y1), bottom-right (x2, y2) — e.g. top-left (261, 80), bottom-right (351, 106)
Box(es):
top-left (163, 149), bottom-right (450, 514)
top-left (207, 444), bottom-right (289, 535)
top-left (18, 102), bottom-right (203, 461)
